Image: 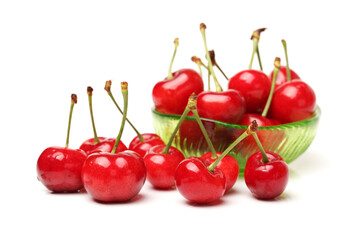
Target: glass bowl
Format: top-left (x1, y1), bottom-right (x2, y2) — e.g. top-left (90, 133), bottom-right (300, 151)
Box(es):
top-left (152, 107), bottom-right (321, 172)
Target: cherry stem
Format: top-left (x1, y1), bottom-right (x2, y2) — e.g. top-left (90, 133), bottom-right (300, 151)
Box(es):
top-left (252, 132), bottom-right (269, 163)
top-left (282, 39), bottom-right (291, 82)
top-left (111, 82), bottom-right (128, 153)
top-left (200, 23), bottom-right (223, 93)
top-left (262, 57), bottom-right (281, 117)
top-left (210, 50), bottom-right (228, 80)
top-left (167, 38), bottom-right (179, 80)
top-left (207, 69), bottom-right (211, 91)
top-left (161, 108), bottom-right (191, 155)
top-left (105, 81), bottom-right (144, 142)
top-left (87, 87), bottom-right (99, 144)
top-left (191, 108), bottom-right (217, 159)
top-left (256, 46), bottom-right (263, 71)
top-left (207, 121), bottom-right (258, 172)
top-left (249, 28), bottom-right (266, 70)
top-left (65, 94), bottom-right (77, 148)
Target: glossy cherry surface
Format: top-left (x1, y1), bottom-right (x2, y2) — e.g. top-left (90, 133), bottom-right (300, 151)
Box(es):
top-left (244, 151), bottom-right (289, 200)
top-left (201, 152), bottom-right (239, 192)
top-left (197, 89), bottom-right (246, 124)
top-left (228, 70), bottom-right (271, 113)
top-left (175, 157), bottom-right (226, 204)
top-left (82, 150), bottom-right (146, 202)
top-left (269, 80), bottom-right (316, 123)
top-left (152, 69), bottom-right (204, 115)
top-left (143, 145), bottom-right (185, 189)
top-left (269, 66), bottom-right (301, 90)
top-left (129, 133), bottom-right (164, 157)
top-left (79, 137), bottom-right (127, 155)
top-left (37, 147), bottom-right (87, 192)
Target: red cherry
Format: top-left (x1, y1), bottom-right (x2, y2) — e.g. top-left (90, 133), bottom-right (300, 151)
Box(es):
top-left (129, 133), bottom-right (164, 158)
top-left (37, 147), bottom-right (87, 192)
top-left (244, 151), bottom-right (289, 200)
top-left (269, 80), bottom-right (316, 123)
top-left (175, 157), bottom-right (226, 204)
top-left (143, 145), bottom-right (184, 189)
top-left (79, 137), bottom-right (127, 155)
top-left (152, 38), bottom-right (204, 115)
top-left (37, 94), bottom-right (87, 192)
top-left (201, 152), bottom-right (239, 192)
top-left (228, 70), bottom-right (271, 113)
top-left (269, 66), bottom-right (301, 90)
top-left (197, 90), bottom-right (246, 123)
top-left (82, 150), bottom-right (146, 202)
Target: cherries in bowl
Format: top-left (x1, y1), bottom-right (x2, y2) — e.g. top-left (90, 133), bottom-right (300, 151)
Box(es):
top-left (152, 107), bottom-right (320, 171)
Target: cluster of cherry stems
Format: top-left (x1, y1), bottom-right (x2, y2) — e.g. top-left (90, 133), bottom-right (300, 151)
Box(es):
top-left (37, 23), bottom-right (316, 204)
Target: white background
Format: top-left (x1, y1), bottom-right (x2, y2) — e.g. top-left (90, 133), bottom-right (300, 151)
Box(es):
top-left (1, 0), bottom-right (358, 239)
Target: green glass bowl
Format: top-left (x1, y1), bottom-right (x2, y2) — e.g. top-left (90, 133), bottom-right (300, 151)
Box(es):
top-left (152, 107), bottom-right (321, 172)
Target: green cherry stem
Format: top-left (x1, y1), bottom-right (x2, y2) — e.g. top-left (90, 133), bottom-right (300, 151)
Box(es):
top-left (87, 87), bottom-right (99, 144)
top-left (209, 50), bottom-right (228, 80)
top-left (161, 100), bottom-right (193, 154)
top-left (111, 82), bottom-right (128, 153)
top-left (252, 132), bottom-right (269, 163)
top-left (249, 28), bottom-right (266, 70)
top-left (105, 80), bottom-right (145, 142)
top-left (262, 57), bottom-right (281, 117)
top-left (256, 46), bottom-right (263, 71)
top-left (188, 94), bottom-right (217, 159)
top-left (167, 38), bottom-right (179, 80)
top-left (282, 39), bottom-right (291, 82)
top-left (65, 94), bottom-right (77, 148)
top-left (207, 121), bottom-right (258, 172)
top-left (200, 23), bottom-right (223, 93)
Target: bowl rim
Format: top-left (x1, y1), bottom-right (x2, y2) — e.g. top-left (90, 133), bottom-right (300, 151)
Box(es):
top-left (152, 106), bottom-right (321, 130)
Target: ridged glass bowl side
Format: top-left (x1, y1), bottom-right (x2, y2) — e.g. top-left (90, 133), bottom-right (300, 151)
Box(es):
top-left (152, 107), bottom-right (320, 171)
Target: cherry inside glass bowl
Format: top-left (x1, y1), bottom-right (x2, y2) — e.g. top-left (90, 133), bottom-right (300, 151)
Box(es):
top-left (152, 107), bottom-right (320, 172)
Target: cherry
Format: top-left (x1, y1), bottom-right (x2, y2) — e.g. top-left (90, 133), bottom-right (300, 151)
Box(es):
top-left (152, 38), bottom-right (204, 115)
top-left (244, 127), bottom-right (289, 200)
top-left (82, 82), bottom-right (146, 202)
top-left (175, 121), bottom-right (256, 203)
top-left (228, 28), bottom-right (271, 113)
top-left (197, 23), bottom-right (246, 124)
top-left (201, 152), bottom-right (239, 192)
top-left (80, 86), bottom-right (127, 155)
top-left (175, 157), bottom-right (226, 204)
top-left (105, 80), bottom-right (164, 157)
top-left (269, 40), bottom-right (301, 90)
top-left (144, 96), bottom-right (204, 189)
top-left (268, 80), bottom-right (316, 123)
top-left (37, 94), bottom-right (87, 192)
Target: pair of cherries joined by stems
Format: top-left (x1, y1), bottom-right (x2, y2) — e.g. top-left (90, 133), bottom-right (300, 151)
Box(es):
top-left (152, 23), bottom-right (317, 127)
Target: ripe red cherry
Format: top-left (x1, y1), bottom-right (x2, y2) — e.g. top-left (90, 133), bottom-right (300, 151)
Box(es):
top-left (244, 131), bottom-right (289, 200)
top-left (129, 133), bottom-right (164, 158)
top-left (79, 137), bottom-right (127, 155)
top-left (201, 152), bottom-right (239, 192)
top-left (197, 90), bottom-right (246, 123)
top-left (143, 145), bottom-right (184, 189)
top-left (197, 23), bottom-right (245, 123)
top-left (82, 82), bottom-right (147, 202)
top-left (37, 147), bottom-right (87, 192)
top-left (175, 157), bottom-right (226, 204)
top-left (228, 70), bottom-right (271, 113)
top-left (37, 94), bottom-right (87, 192)
top-left (82, 150), bottom-right (146, 202)
top-left (244, 151), bottom-right (289, 200)
top-left (269, 80), bottom-right (316, 123)
top-left (152, 38), bottom-right (204, 115)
